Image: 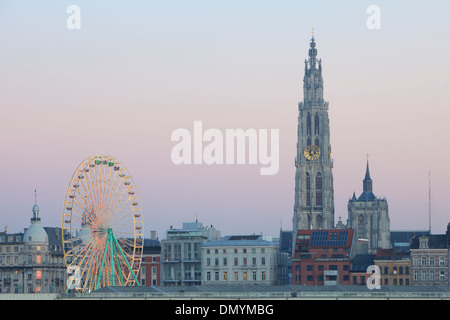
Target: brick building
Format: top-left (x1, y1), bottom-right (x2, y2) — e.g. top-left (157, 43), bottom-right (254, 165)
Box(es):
top-left (139, 234), bottom-right (161, 286)
top-left (292, 229), bottom-right (355, 285)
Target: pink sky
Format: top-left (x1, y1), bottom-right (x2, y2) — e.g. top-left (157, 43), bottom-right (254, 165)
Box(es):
top-left (1, 1), bottom-right (450, 238)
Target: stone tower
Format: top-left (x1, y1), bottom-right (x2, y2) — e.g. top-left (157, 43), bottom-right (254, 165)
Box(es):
top-left (347, 160), bottom-right (391, 254)
top-left (293, 36), bottom-right (335, 241)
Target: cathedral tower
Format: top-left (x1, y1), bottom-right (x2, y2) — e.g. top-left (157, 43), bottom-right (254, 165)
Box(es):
top-left (293, 36), bottom-right (335, 240)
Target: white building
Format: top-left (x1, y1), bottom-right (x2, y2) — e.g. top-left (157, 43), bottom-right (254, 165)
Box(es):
top-left (161, 220), bottom-right (220, 286)
top-left (202, 235), bottom-right (282, 285)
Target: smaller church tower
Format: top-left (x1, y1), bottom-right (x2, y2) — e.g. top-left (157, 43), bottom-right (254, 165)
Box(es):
top-left (347, 161), bottom-right (391, 254)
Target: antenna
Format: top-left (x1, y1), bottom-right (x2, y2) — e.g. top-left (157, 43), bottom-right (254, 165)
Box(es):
top-left (428, 170), bottom-right (431, 234)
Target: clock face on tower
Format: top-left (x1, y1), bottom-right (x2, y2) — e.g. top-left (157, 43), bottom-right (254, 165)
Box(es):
top-left (304, 145), bottom-right (320, 161)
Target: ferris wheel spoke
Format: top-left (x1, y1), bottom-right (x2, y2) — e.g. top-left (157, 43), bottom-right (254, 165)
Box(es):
top-left (72, 198), bottom-right (96, 227)
top-left (108, 188), bottom-right (129, 222)
top-left (103, 169), bottom-right (119, 217)
top-left (78, 176), bottom-right (96, 214)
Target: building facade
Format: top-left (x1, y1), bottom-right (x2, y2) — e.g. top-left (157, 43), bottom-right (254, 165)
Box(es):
top-left (292, 229), bottom-right (354, 285)
top-left (0, 203), bottom-right (66, 293)
top-left (347, 161), bottom-right (391, 254)
top-left (201, 235), bottom-right (281, 285)
top-left (410, 234), bottom-right (448, 286)
top-left (374, 249), bottom-right (411, 286)
top-left (293, 36), bottom-right (335, 248)
top-left (161, 221), bottom-right (220, 286)
top-left (139, 233), bottom-right (161, 286)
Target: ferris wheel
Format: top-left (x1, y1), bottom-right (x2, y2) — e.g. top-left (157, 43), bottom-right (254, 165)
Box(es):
top-left (62, 155), bottom-right (144, 292)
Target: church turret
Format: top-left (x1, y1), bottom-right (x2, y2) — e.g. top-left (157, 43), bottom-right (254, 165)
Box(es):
top-left (347, 160), bottom-right (391, 254)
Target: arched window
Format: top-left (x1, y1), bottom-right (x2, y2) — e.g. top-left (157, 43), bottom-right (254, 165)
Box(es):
top-left (315, 192), bottom-right (322, 206)
top-left (307, 113), bottom-right (311, 135)
top-left (306, 172), bottom-right (311, 206)
top-left (306, 172), bottom-right (311, 191)
top-left (314, 113), bottom-right (320, 134)
top-left (357, 215), bottom-right (365, 238)
top-left (315, 173), bottom-right (323, 206)
top-left (315, 173), bottom-right (323, 190)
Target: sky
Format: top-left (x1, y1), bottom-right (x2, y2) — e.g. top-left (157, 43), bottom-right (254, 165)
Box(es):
top-left (0, 1), bottom-right (449, 239)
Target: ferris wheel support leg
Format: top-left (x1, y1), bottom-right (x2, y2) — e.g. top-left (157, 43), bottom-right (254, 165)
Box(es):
top-left (111, 232), bottom-right (141, 286)
top-left (96, 231), bottom-right (111, 290)
top-left (114, 242), bottom-right (124, 285)
top-left (110, 233), bottom-right (116, 286)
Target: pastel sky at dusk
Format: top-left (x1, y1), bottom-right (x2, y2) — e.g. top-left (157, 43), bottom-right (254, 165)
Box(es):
top-left (1, 1), bottom-right (449, 239)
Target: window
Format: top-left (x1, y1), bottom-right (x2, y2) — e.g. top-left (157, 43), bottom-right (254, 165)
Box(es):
top-left (307, 113), bottom-right (312, 135)
top-left (252, 272), bottom-right (257, 281)
top-left (421, 257), bottom-right (427, 266)
top-left (414, 271), bottom-right (419, 281)
top-left (261, 257), bottom-right (265, 265)
top-left (306, 173), bottom-right (311, 206)
top-left (429, 271), bottom-right (435, 281)
top-left (243, 272), bottom-right (248, 281)
top-left (206, 258), bottom-right (211, 266)
top-left (207, 272), bottom-right (211, 281)
top-left (314, 113), bottom-right (320, 135)
top-left (413, 257), bottom-right (419, 266)
top-left (223, 258), bottom-right (227, 266)
top-left (262, 271), bottom-right (266, 281)
top-left (315, 173), bottom-right (323, 190)
top-left (429, 257), bottom-right (435, 266)
top-left (234, 258), bottom-right (238, 266)
top-left (440, 271), bottom-right (445, 281)
top-left (234, 272), bottom-right (239, 281)
top-left (315, 192), bottom-right (323, 206)
top-left (36, 255), bottom-right (41, 264)
top-left (36, 270), bottom-right (42, 280)
top-left (439, 256), bottom-right (445, 266)
top-left (421, 271), bottom-right (427, 281)
top-left (223, 272), bottom-right (227, 281)
top-left (243, 258), bottom-right (247, 266)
